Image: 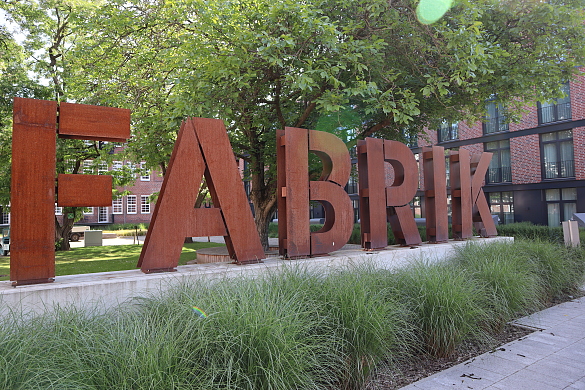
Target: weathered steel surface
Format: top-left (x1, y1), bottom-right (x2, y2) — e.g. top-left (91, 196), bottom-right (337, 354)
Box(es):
top-left (449, 150), bottom-right (473, 239)
top-left (139, 118), bottom-right (264, 272)
top-left (423, 146), bottom-right (449, 243)
top-left (471, 152), bottom-right (497, 237)
top-left (139, 121), bottom-right (226, 272)
top-left (58, 102), bottom-right (130, 142)
top-left (357, 138), bottom-right (388, 249)
top-left (277, 127), bottom-right (310, 258)
top-left (10, 98), bottom-right (57, 285)
top-left (277, 128), bottom-right (352, 257)
top-left (192, 117), bottom-right (265, 264)
top-left (309, 130), bottom-right (352, 254)
top-left (57, 174), bottom-right (113, 207)
top-left (384, 140), bottom-right (422, 246)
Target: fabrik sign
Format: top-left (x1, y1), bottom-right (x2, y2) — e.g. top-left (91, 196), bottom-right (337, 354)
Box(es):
top-left (9, 98), bottom-right (496, 286)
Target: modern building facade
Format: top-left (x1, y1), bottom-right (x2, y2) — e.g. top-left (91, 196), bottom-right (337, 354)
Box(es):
top-left (411, 71), bottom-right (585, 227)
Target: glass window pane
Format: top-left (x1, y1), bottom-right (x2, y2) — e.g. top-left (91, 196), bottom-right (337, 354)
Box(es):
top-left (548, 203), bottom-right (560, 226)
top-left (542, 132), bottom-right (556, 142)
top-left (546, 189), bottom-right (560, 201)
top-left (562, 188), bottom-right (577, 200)
top-left (564, 202), bottom-right (576, 222)
top-left (485, 141), bottom-right (498, 150)
top-left (502, 192), bottom-right (513, 203)
top-left (489, 193), bottom-right (500, 203)
top-left (559, 130), bottom-right (572, 139)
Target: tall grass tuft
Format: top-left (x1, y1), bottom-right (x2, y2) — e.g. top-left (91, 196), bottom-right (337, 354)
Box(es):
top-left (452, 242), bottom-right (542, 331)
top-left (394, 261), bottom-right (490, 358)
top-left (513, 239), bottom-right (585, 302)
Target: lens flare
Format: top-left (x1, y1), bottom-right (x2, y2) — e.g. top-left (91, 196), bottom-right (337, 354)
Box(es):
top-left (416, 0), bottom-right (453, 24)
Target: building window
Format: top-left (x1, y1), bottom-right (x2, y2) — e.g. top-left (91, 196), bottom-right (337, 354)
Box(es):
top-left (488, 191), bottom-right (514, 224)
top-left (483, 101), bottom-right (508, 134)
top-left (112, 198), bottom-right (123, 214)
top-left (485, 140), bottom-right (511, 183)
top-left (98, 207), bottom-right (109, 223)
top-left (1, 211), bottom-right (9, 225)
top-left (438, 121), bottom-right (458, 143)
top-left (545, 188), bottom-right (576, 227)
top-left (55, 205), bottom-right (63, 215)
top-left (98, 162), bottom-right (108, 175)
top-left (83, 207), bottom-right (94, 215)
top-left (539, 83), bottom-right (571, 124)
top-left (112, 161), bottom-right (123, 171)
top-left (410, 196), bottom-right (422, 219)
top-left (127, 195), bottom-right (137, 214)
top-left (141, 195), bottom-right (151, 214)
top-left (83, 160), bottom-right (94, 174)
top-left (140, 162), bottom-right (150, 181)
top-left (541, 130), bottom-right (574, 179)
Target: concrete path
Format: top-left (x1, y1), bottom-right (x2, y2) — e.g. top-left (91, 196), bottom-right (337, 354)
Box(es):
top-left (399, 297), bottom-right (585, 389)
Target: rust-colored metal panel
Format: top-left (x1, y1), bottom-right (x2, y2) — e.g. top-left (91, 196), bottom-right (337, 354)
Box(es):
top-left (280, 127), bottom-right (310, 258)
top-left (308, 129), bottom-right (352, 255)
top-left (192, 117), bottom-right (265, 264)
top-left (10, 97), bottom-right (57, 285)
top-left (58, 102), bottom-right (130, 142)
top-left (470, 152), bottom-right (497, 237)
top-left (57, 174), bottom-right (113, 207)
top-left (449, 150), bottom-right (473, 239)
top-left (357, 138), bottom-right (388, 249)
top-left (423, 146), bottom-right (448, 243)
top-left (309, 130), bottom-right (351, 186)
top-left (309, 181), bottom-right (353, 254)
top-left (387, 204), bottom-right (422, 245)
top-left (139, 121), bottom-right (228, 273)
top-left (384, 140), bottom-right (421, 246)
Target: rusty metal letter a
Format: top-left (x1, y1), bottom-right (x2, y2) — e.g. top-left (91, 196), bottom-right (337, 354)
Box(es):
top-left (138, 118), bottom-right (265, 273)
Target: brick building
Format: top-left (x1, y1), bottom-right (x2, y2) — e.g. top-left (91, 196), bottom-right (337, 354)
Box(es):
top-left (409, 72), bottom-right (585, 227)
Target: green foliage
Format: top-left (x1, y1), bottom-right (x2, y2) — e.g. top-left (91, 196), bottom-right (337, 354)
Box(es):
top-left (394, 261), bottom-right (490, 357)
top-left (452, 242), bottom-right (542, 331)
top-left (0, 239), bottom-right (584, 387)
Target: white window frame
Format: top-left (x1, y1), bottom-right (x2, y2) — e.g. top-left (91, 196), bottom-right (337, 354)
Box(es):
top-left (83, 207), bottom-right (94, 215)
top-left (112, 198), bottom-right (123, 214)
top-left (140, 162), bottom-right (150, 181)
top-left (127, 195), bottom-right (137, 214)
top-left (112, 161), bottom-right (123, 171)
top-left (98, 162), bottom-right (108, 175)
top-left (141, 195), bottom-right (151, 214)
top-left (55, 205), bottom-right (63, 215)
top-left (83, 160), bottom-right (94, 174)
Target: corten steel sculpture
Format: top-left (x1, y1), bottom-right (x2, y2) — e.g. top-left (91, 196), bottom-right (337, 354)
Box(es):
top-left (422, 146), bottom-right (449, 243)
top-left (449, 149), bottom-right (473, 239)
top-left (277, 127), bottom-right (353, 258)
top-left (138, 118), bottom-right (265, 273)
top-left (11, 98), bottom-right (130, 285)
top-left (357, 138), bottom-right (422, 249)
top-left (471, 152), bottom-right (497, 237)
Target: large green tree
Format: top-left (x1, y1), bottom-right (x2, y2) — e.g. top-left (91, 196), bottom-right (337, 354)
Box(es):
top-left (32, 0), bottom-right (585, 248)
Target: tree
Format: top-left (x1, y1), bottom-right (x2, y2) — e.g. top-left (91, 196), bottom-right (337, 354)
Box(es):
top-left (1, 0), bottom-right (136, 250)
top-left (67, 0), bottom-right (585, 249)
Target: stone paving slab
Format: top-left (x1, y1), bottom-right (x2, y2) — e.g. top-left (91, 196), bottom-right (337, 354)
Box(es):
top-left (399, 297), bottom-right (585, 390)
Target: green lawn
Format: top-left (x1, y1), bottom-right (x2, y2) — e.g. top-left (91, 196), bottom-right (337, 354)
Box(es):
top-left (0, 242), bottom-right (226, 281)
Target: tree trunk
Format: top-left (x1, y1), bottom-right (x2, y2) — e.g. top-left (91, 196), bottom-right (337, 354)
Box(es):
top-left (254, 199), bottom-right (277, 251)
top-left (55, 211), bottom-right (75, 251)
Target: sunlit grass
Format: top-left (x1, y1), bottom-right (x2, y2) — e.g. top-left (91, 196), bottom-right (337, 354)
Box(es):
top-left (0, 242), bottom-right (225, 281)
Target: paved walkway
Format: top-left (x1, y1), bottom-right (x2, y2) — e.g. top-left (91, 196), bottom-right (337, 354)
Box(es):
top-left (399, 297), bottom-right (585, 389)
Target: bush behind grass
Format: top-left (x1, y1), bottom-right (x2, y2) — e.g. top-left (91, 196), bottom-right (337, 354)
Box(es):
top-left (0, 240), bottom-right (584, 389)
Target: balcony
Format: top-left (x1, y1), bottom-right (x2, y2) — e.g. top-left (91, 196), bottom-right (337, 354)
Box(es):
top-left (486, 166), bottom-right (512, 184)
top-left (543, 160), bottom-right (575, 179)
top-left (483, 117), bottom-right (509, 134)
top-left (539, 102), bottom-right (572, 124)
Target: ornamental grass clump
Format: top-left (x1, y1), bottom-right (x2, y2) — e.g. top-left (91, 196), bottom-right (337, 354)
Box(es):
top-left (513, 239), bottom-right (585, 302)
top-left (394, 261), bottom-right (490, 358)
top-left (452, 242), bottom-right (542, 332)
top-left (314, 266), bottom-right (412, 389)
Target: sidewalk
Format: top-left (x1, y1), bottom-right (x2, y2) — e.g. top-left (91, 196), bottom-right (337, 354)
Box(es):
top-left (399, 297), bottom-right (585, 389)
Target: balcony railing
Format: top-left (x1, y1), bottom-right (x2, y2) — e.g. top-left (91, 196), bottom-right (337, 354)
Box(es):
top-left (539, 102), bottom-right (572, 124)
top-left (543, 160), bottom-right (575, 179)
top-left (483, 117), bottom-right (509, 134)
top-left (486, 166), bottom-right (512, 184)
